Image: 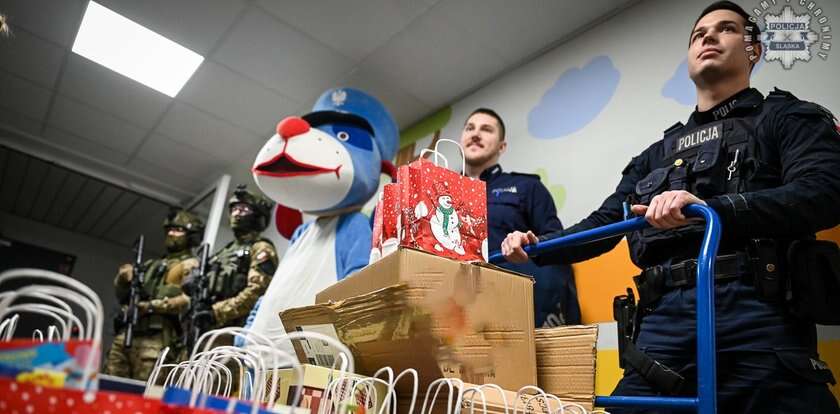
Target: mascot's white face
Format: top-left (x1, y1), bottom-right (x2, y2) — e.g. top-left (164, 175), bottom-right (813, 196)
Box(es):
top-left (252, 118), bottom-right (355, 213)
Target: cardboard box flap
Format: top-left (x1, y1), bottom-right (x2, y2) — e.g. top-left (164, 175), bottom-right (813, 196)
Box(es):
top-left (317, 248), bottom-right (534, 304)
top-left (469, 258), bottom-right (534, 281)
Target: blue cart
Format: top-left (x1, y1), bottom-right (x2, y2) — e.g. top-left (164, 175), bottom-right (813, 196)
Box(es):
top-left (489, 204), bottom-right (722, 414)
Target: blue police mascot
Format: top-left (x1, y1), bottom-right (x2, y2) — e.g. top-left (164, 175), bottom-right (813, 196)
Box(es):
top-left (244, 88), bottom-right (398, 345)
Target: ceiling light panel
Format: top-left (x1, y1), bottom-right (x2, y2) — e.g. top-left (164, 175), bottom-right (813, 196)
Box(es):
top-left (72, 1), bottom-right (204, 97)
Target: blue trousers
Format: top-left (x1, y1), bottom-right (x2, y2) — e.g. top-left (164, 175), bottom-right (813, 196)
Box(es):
top-left (609, 280), bottom-right (838, 413)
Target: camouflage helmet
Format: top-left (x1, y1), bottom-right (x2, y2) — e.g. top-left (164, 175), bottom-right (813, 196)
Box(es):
top-left (163, 208), bottom-right (205, 247)
top-left (228, 184), bottom-right (273, 232)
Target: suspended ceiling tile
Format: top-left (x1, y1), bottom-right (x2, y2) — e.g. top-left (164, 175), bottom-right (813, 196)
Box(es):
top-left (88, 189), bottom-right (140, 238)
top-left (41, 172), bottom-right (87, 226)
top-left (0, 0), bottom-right (86, 47)
top-left (256, 0), bottom-right (431, 61)
top-left (59, 54), bottom-right (171, 128)
top-left (43, 127), bottom-right (131, 165)
top-left (125, 158), bottom-right (199, 196)
top-left (359, 9), bottom-right (507, 107)
top-left (212, 7), bottom-right (355, 102)
top-left (178, 60), bottom-right (301, 136)
top-left (46, 95), bottom-right (147, 155)
top-left (155, 102), bottom-right (264, 163)
top-left (12, 156), bottom-right (51, 218)
top-left (432, 0), bottom-right (630, 63)
top-left (0, 150), bottom-right (29, 212)
top-left (0, 29), bottom-right (65, 89)
top-left (57, 178), bottom-right (107, 229)
top-left (135, 133), bottom-right (225, 180)
top-left (26, 164), bottom-right (69, 221)
top-left (337, 69), bottom-right (432, 128)
top-left (0, 72), bottom-right (53, 121)
top-left (0, 147), bottom-right (8, 186)
top-left (0, 107), bottom-right (43, 136)
top-left (105, 197), bottom-right (170, 246)
top-left (74, 185), bottom-right (122, 234)
top-left (96, 0), bottom-right (247, 55)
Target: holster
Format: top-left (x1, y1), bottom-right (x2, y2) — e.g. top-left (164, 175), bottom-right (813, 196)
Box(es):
top-left (613, 286), bottom-right (685, 394)
top-left (613, 288), bottom-right (636, 369)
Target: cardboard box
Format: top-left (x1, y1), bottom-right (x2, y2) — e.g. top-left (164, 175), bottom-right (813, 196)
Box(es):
top-left (266, 364), bottom-right (387, 414)
top-left (535, 325), bottom-right (598, 410)
top-left (284, 248), bottom-right (536, 392)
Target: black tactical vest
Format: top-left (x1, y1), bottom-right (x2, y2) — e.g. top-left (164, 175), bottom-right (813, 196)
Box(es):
top-left (627, 91), bottom-right (790, 267)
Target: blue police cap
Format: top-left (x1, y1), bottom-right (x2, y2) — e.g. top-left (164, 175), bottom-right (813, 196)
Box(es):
top-left (306, 88), bottom-right (399, 161)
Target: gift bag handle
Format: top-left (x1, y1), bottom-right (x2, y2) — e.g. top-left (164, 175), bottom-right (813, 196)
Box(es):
top-left (0, 314), bottom-right (19, 340)
top-left (419, 148), bottom-right (449, 169)
top-left (433, 139), bottom-right (467, 175)
top-left (0, 269), bottom-right (104, 401)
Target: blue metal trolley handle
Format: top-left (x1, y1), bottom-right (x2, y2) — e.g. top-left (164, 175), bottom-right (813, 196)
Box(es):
top-left (488, 204), bottom-right (722, 414)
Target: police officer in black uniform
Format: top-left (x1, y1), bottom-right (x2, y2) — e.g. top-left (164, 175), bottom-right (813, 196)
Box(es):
top-left (501, 2), bottom-right (840, 412)
top-left (461, 108), bottom-right (581, 326)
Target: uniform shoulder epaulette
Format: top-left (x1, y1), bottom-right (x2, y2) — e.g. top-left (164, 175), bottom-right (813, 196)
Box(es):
top-left (510, 171), bottom-right (541, 180)
top-left (767, 87), bottom-right (797, 100)
top-left (664, 122), bottom-right (684, 134)
top-left (767, 89), bottom-right (837, 125)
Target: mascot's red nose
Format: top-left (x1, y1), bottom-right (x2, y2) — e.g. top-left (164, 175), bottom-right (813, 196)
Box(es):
top-left (276, 116), bottom-right (310, 139)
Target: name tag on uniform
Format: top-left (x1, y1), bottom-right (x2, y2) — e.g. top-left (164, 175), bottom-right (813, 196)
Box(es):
top-left (491, 186), bottom-right (517, 196)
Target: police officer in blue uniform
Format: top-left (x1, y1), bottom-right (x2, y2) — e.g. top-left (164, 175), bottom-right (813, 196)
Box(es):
top-left (501, 2), bottom-right (840, 412)
top-left (461, 108), bottom-right (581, 326)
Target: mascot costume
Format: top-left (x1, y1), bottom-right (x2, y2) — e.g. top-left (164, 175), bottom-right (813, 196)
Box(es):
top-left (242, 88), bottom-right (398, 344)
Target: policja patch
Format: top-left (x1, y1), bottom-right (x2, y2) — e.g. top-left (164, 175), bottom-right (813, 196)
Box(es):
top-left (675, 122), bottom-right (723, 153)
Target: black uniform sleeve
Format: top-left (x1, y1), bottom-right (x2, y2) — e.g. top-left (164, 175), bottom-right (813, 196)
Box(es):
top-left (527, 180), bottom-right (565, 234)
top-left (532, 149), bottom-right (653, 265)
top-left (705, 102), bottom-right (840, 239)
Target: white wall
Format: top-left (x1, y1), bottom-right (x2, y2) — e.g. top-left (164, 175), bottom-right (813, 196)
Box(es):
top-left (0, 211), bottom-right (136, 350)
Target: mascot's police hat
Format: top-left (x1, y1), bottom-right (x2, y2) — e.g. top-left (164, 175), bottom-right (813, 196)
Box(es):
top-left (302, 88), bottom-right (399, 162)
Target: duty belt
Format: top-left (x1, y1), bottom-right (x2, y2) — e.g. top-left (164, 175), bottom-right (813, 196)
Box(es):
top-left (646, 252), bottom-right (750, 290)
top-left (626, 252), bottom-right (751, 395)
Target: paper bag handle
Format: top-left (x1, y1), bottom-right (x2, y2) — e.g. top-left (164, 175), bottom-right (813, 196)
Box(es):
top-left (419, 148), bottom-right (449, 169)
top-left (433, 139), bottom-right (466, 175)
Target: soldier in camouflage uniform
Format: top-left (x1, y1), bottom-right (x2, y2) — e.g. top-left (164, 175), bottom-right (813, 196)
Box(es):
top-left (183, 185), bottom-right (277, 346)
top-left (104, 209), bottom-right (203, 381)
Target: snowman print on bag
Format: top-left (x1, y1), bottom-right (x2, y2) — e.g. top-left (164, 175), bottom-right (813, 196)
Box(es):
top-left (420, 194), bottom-right (465, 255)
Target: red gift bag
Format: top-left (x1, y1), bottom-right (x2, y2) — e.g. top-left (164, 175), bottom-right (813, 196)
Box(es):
top-left (0, 377), bottom-right (167, 414)
top-left (370, 183), bottom-right (402, 263)
top-left (396, 140), bottom-right (488, 262)
top-left (370, 187), bottom-right (385, 262)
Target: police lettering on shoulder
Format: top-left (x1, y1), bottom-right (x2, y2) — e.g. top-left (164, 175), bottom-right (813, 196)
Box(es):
top-left (502, 2), bottom-right (840, 412)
